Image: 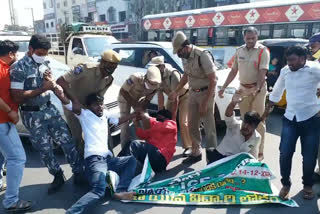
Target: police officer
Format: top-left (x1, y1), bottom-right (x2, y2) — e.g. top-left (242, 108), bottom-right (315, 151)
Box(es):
top-left (57, 50), bottom-right (121, 154)
top-left (10, 35), bottom-right (82, 194)
top-left (118, 66), bottom-right (162, 148)
top-left (218, 26), bottom-right (270, 161)
top-left (150, 56), bottom-right (192, 156)
top-left (169, 31), bottom-right (217, 164)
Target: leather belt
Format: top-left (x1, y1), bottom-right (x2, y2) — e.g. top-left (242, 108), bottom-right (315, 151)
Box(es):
top-left (20, 101), bottom-right (51, 111)
top-left (241, 83), bottom-right (257, 88)
top-left (191, 86), bottom-right (208, 92)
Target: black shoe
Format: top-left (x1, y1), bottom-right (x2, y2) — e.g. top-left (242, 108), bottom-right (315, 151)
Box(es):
top-left (48, 170), bottom-right (65, 194)
top-left (182, 154), bottom-right (202, 165)
top-left (182, 148), bottom-right (192, 157)
top-left (2, 168), bottom-right (6, 176)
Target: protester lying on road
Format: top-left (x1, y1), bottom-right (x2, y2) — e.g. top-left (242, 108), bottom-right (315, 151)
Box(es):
top-left (54, 88), bottom-right (136, 214)
top-left (206, 90), bottom-right (262, 164)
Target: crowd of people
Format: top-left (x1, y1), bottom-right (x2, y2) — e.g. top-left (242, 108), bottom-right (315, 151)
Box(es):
top-left (0, 26), bottom-right (320, 213)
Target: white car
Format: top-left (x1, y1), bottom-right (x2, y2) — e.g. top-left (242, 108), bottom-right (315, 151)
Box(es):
top-left (0, 35), bottom-right (121, 137)
top-left (110, 41), bottom-right (240, 123)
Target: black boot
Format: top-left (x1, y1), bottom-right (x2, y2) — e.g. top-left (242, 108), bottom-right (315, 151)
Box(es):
top-left (48, 170), bottom-right (65, 194)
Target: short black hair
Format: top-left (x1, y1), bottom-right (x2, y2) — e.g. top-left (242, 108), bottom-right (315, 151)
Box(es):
top-left (148, 50), bottom-right (158, 57)
top-left (29, 34), bottom-right (51, 50)
top-left (157, 109), bottom-right (172, 120)
top-left (244, 111), bottom-right (261, 128)
top-left (243, 26), bottom-right (259, 36)
top-left (86, 93), bottom-right (104, 106)
top-left (0, 40), bottom-right (19, 56)
top-left (285, 45), bottom-right (307, 59)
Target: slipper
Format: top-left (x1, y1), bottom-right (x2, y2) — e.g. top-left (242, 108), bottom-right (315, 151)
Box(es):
top-left (302, 188), bottom-right (315, 200)
top-left (279, 186), bottom-right (290, 200)
top-left (5, 199), bottom-right (33, 212)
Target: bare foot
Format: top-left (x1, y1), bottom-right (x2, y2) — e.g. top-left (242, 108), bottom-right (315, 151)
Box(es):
top-left (113, 191), bottom-right (136, 200)
top-left (258, 153), bottom-right (264, 161)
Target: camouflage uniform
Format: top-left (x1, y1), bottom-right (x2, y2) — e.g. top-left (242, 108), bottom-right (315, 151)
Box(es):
top-left (10, 54), bottom-right (81, 176)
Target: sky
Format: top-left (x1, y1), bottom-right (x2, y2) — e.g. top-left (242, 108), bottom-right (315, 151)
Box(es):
top-left (0, 0), bottom-right (44, 29)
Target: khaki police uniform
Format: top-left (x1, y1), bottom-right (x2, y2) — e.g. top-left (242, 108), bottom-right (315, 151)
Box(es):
top-left (183, 45), bottom-right (218, 149)
top-left (118, 68), bottom-right (161, 147)
top-left (232, 43), bottom-right (270, 155)
top-left (159, 63), bottom-right (192, 149)
top-left (61, 50), bottom-right (120, 153)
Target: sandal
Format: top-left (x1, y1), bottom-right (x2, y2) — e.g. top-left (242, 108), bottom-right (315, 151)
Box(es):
top-left (5, 199), bottom-right (33, 212)
top-left (0, 183), bottom-right (6, 192)
top-left (302, 187), bottom-right (315, 200)
top-left (279, 186), bottom-right (290, 200)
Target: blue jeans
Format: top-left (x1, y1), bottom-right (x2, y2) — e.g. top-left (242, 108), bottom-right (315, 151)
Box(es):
top-left (129, 140), bottom-right (167, 173)
top-left (66, 155), bottom-right (136, 214)
top-left (0, 123), bottom-right (26, 208)
top-left (280, 114), bottom-right (320, 187)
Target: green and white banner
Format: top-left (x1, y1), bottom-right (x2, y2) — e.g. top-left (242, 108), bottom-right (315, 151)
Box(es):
top-left (126, 153), bottom-right (298, 207)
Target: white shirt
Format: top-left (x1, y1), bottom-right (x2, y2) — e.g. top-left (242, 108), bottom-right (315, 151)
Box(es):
top-left (216, 114), bottom-right (260, 158)
top-left (269, 61), bottom-right (320, 122)
top-left (65, 102), bottom-right (119, 159)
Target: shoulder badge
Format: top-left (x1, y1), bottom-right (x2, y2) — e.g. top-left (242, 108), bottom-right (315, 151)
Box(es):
top-left (73, 66), bottom-right (83, 75)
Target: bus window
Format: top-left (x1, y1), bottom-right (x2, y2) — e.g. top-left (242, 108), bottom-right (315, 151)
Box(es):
top-left (148, 31), bottom-right (158, 41)
top-left (228, 27), bottom-right (242, 45)
top-left (288, 24), bottom-right (308, 38)
top-left (197, 28), bottom-right (208, 46)
top-left (159, 31), bottom-right (167, 41)
top-left (273, 25), bottom-right (287, 38)
top-left (312, 23), bottom-right (320, 35)
top-left (215, 27), bottom-right (228, 45)
top-left (259, 25), bottom-right (271, 39)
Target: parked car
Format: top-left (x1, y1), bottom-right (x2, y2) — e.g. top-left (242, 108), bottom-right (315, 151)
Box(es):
top-left (0, 35), bottom-right (121, 137)
top-left (110, 41), bottom-right (240, 123)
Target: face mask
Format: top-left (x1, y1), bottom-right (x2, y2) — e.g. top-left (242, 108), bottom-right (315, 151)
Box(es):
top-left (312, 49), bottom-right (320, 60)
top-left (32, 53), bottom-right (46, 64)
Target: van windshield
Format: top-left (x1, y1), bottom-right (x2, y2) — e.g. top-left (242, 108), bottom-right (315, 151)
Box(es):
top-left (84, 37), bottom-right (118, 57)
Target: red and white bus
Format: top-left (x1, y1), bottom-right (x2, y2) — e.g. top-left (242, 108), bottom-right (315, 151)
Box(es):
top-left (141, 0), bottom-right (320, 63)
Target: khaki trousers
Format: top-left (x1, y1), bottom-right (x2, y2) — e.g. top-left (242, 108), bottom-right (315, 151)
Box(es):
top-left (118, 96), bottom-right (132, 148)
top-left (63, 107), bottom-right (84, 155)
top-left (238, 83), bottom-right (267, 154)
top-left (166, 94), bottom-right (192, 149)
top-left (188, 90), bottom-right (217, 150)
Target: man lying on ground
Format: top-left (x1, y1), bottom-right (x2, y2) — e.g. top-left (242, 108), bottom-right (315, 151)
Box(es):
top-left (54, 87), bottom-right (136, 214)
top-left (206, 91), bottom-right (262, 164)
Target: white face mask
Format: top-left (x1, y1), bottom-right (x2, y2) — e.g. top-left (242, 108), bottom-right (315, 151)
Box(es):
top-left (32, 53), bottom-right (46, 64)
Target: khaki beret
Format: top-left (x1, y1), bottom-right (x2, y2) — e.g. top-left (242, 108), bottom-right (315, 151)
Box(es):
top-left (146, 66), bottom-right (161, 84)
top-left (149, 56), bottom-right (164, 66)
top-left (101, 50), bottom-right (121, 63)
top-left (172, 31), bottom-right (187, 54)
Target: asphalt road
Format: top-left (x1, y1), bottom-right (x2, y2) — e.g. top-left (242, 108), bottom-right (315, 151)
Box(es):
top-left (0, 109), bottom-right (319, 214)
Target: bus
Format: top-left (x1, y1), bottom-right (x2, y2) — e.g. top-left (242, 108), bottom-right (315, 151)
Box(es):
top-left (141, 0), bottom-right (320, 64)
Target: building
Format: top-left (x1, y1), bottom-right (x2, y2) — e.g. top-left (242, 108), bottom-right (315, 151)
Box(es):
top-left (43, 0), bottom-right (88, 33)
